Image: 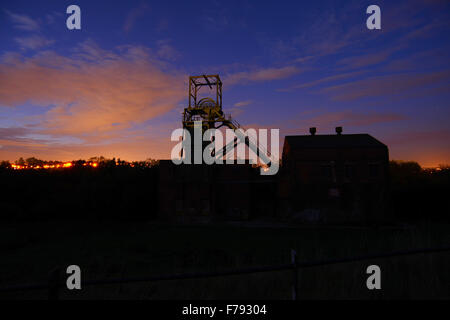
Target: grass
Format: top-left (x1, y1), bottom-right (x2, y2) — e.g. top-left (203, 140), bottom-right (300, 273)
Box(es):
top-left (1, 220), bottom-right (449, 299)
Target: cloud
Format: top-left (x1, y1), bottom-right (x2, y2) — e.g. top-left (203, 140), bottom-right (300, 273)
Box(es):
top-left (267, 6), bottom-right (365, 61)
top-left (228, 100), bottom-right (254, 118)
top-left (0, 130), bottom-right (173, 162)
top-left (278, 71), bottom-right (364, 92)
top-left (259, 0), bottom-right (446, 66)
top-left (314, 111), bottom-right (407, 127)
top-left (123, 3), bottom-right (150, 33)
top-left (14, 35), bottom-right (54, 50)
top-left (0, 116), bottom-right (183, 162)
top-left (234, 100), bottom-right (253, 107)
top-left (0, 41), bottom-right (185, 137)
top-left (322, 70), bottom-right (450, 101)
top-left (0, 127), bottom-right (52, 152)
top-left (5, 10), bottom-right (40, 31)
top-left (156, 40), bottom-right (181, 61)
top-left (225, 66), bottom-right (300, 85)
top-left (336, 47), bottom-right (401, 70)
top-left (0, 127), bottom-right (30, 140)
top-left (403, 18), bottom-right (450, 42)
top-left (382, 48), bottom-right (450, 73)
top-left (383, 128), bottom-right (450, 167)
top-left (284, 110), bottom-right (407, 132)
top-left (385, 129), bottom-right (450, 145)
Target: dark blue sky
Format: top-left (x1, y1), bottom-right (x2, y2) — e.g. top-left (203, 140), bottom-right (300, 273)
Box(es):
top-left (0, 0), bottom-right (449, 166)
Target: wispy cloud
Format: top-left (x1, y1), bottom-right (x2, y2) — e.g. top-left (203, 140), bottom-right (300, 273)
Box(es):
top-left (156, 39), bottom-right (181, 61)
top-left (123, 3), bottom-right (150, 33)
top-left (5, 10), bottom-right (40, 31)
top-left (336, 46), bottom-right (402, 70)
top-left (234, 100), bottom-right (253, 107)
top-left (262, 6), bottom-right (364, 63)
top-left (284, 110), bottom-right (407, 132)
top-left (0, 127), bottom-right (30, 140)
top-left (228, 100), bottom-right (254, 117)
top-left (43, 11), bottom-right (64, 25)
top-left (14, 35), bottom-right (54, 50)
top-left (322, 70), bottom-right (450, 101)
top-left (0, 41), bottom-right (185, 137)
top-left (385, 129), bottom-right (450, 145)
top-left (278, 71), bottom-right (364, 92)
top-left (225, 66), bottom-right (301, 85)
top-left (383, 48), bottom-right (449, 72)
top-left (383, 128), bottom-right (450, 167)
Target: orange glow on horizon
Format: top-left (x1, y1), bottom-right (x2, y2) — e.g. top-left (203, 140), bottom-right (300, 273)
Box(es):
top-left (10, 162), bottom-right (99, 170)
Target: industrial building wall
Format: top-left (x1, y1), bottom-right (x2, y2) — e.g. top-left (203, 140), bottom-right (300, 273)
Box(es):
top-left (157, 161), bottom-right (277, 221)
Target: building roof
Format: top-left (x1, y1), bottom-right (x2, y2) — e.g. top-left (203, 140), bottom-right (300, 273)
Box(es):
top-left (284, 134), bottom-right (387, 149)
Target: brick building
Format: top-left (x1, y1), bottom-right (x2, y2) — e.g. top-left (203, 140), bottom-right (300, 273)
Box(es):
top-left (157, 127), bottom-right (389, 224)
top-left (279, 127), bottom-right (389, 223)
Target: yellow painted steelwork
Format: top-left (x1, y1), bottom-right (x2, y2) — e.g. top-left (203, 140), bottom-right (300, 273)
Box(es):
top-left (183, 75), bottom-right (239, 131)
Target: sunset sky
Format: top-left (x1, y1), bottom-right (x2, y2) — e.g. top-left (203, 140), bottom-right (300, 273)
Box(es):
top-left (0, 0), bottom-right (449, 167)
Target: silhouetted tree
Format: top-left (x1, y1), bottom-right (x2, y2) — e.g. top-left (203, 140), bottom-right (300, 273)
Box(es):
top-left (0, 160), bottom-right (11, 168)
top-left (389, 160), bottom-right (422, 184)
top-left (389, 160), bottom-right (450, 221)
top-left (26, 157), bottom-right (44, 167)
top-left (15, 157), bottom-right (26, 166)
top-left (89, 156), bottom-right (106, 163)
top-left (145, 158), bottom-right (160, 167)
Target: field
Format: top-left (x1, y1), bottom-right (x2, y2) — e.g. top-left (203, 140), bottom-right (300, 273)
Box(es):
top-left (1, 220), bottom-right (449, 299)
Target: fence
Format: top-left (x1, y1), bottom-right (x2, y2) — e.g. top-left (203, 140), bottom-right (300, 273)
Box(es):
top-left (1, 246), bottom-right (450, 300)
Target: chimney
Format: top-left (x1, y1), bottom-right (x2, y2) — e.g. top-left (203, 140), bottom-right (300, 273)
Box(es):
top-left (336, 126), bottom-right (343, 135)
top-left (309, 127), bottom-right (316, 136)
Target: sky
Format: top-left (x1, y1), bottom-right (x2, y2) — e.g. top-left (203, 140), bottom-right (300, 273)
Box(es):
top-left (0, 0), bottom-right (449, 167)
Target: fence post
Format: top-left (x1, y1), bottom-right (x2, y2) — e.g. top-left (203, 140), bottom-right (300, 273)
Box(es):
top-left (291, 249), bottom-right (298, 300)
top-left (48, 267), bottom-right (61, 300)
